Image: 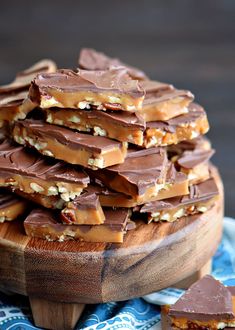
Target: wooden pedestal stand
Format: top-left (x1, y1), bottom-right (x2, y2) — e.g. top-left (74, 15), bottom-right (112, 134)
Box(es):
top-left (0, 168), bottom-right (223, 330)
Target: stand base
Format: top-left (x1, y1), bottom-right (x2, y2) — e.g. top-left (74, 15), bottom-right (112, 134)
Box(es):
top-left (29, 259), bottom-right (211, 330)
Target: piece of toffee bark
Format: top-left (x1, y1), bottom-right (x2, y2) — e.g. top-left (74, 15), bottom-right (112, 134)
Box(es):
top-left (88, 148), bottom-right (188, 205)
top-left (45, 107), bottom-right (146, 146)
top-left (24, 208), bottom-right (135, 243)
top-left (45, 103), bottom-right (207, 148)
top-left (168, 137), bottom-right (214, 184)
top-left (61, 189), bottom-right (105, 225)
top-left (13, 119), bottom-right (127, 169)
top-left (78, 48), bottom-right (194, 121)
top-left (0, 190), bottom-right (28, 223)
top-left (0, 59), bottom-right (57, 125)
top-left (29, 68), bottom-right (145, 111)
top-left (144, 103), bottom-right (209, 148)
top-left (161, 275), bottom-right (235, 330)
top-left (0, 140), bottom-right (89, 201)
top-left (136, 177), bottom-right (218, 223)
top-left (79, 48), bottom-right (148, 80)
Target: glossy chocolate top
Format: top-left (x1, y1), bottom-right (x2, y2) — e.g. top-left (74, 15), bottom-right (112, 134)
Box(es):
top-left (30, 67), bottom-right (144, 101)
top-left (25, 207), bottom-right (132, 232)
top-left (48, 107), bottom-right (146, 129)
top-left (177, 148), bottom-right (215, 169)
top-left (147, 103), bottom-right (206, 132)
top-left (78, 48), bottom-right (148, 80)
top-left (67, 190), bottom-right (100, 210)
top-left (0, 140), bottom-right (89, 184)
top-left (0, 59), bottom-right (57, 93)
top-left (96, 148), bottom-right (168, 195)
top-left (140, 177), bottom-right (218, 213)
top-left (0, 189), bottom-right (24, 209)
top-left (15, 119), bottom-right (125, 153)
top-left (140, 80), bottom-right (194, 106)
top-left (169, 275), bottom-right (234, 321)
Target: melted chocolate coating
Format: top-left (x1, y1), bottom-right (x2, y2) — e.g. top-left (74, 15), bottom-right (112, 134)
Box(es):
top-left (78, 48), bottom-right (148, 80)
top-left (0, 140), bottom-right (89, 184)
top-left (169, 275), bottom-right (235, 321)
top-left (68, 190), bottom-right (100, 210)
top-left (139, 177), bottom-right (218, 213)
top-left (15, 119), bottom-right (125, 153)
top-left (92, 148), bottom-right (168, 195)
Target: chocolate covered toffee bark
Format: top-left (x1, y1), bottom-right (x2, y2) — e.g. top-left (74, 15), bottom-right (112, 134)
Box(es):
top-left (79, 48), bottom-right (194, 121)
top-left (61, 189), bottom-right (105, 225)
top-left (136, 177), bottom-right (218, 223)
top-left (29, 68), bottom-right (145, 111)
top-left (0, 140), bottom-right (89, 201)
top-left (169, 137), bottom-right (214, 184)
top-left (0, 190), bottom-right (28, 223)
top-left (24, 208), bottom-right (135, 243)
top-left (79, 48), bottom-right (148, 80)
top-left (45, 102), bottom-right (205, 147)
top-left (13, 119), bottom-right (127, 169)
top-left (161, 275), bottom-right (235, 330)
top-left (45, 107), bottom-right (146, 145)
top-left (144, 103), bottom-right (209, 147)
top-left (0, 59), bottom-right (57, 125)
top-left (89, 148), bottom-right (188, 205)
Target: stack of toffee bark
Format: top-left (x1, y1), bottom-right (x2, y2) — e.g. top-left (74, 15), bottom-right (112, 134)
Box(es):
top-left (0, 49), bottom-right (219, 243)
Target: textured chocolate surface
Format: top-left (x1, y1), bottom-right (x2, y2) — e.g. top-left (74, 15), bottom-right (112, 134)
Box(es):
top-left (48, 107), bottom-right (145, 129)
top-left (139, 177), bottom-right (218, 213)
top-left (78, 48), bottom-right (148, 80)
top-left (14, 119), bottom-right (125, 154)
top-left (24, 207), bottom-right (132, 232)
top-left (0, 140), bottom-right (89, 184)
top-left (0, 59), bottom-right (57, 93)
top-left (92, 148), bottom-right (168, 195)
top-left (146, 103), bottom-right (206, 132)
top-left (0, 189), bottom-right (24, 209)
top-left (141, 79), bottom-right (194, 106)
top-left (169, 275), bottom-right (235, 321)
top-left (30, 67), bottom-right (144, 102)
top-left (66, 190), bottom-right (100, 210)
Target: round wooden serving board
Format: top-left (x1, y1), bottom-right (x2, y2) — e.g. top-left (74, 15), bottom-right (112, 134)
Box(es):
top-left (0, 167), bottom-right (223, 306)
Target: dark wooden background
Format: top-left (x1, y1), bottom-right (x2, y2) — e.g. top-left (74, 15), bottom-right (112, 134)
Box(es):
top-left (0, 0), bottom-right (234, 215)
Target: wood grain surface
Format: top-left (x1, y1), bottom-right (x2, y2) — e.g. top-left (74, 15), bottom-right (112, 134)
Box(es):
top-left (0, 167), bottom-right (224, 304)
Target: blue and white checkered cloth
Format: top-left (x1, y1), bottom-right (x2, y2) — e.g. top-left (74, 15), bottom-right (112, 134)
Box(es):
top-left (0, 217), bottom-right (235, 330)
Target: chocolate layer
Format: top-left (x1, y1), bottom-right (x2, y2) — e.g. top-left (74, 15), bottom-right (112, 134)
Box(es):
top-left (169, 275), bottom-right (235, 321)
top-left (0, 59), bottom-right (57, 93)
top-left (141, 79), bottom-right (193, 107)
top-left (0, 140), bottom-right (89, 184)
top-left (89, 147), bottom-right (168, 197)
top-left (78, 48), bottom-right (148, 80)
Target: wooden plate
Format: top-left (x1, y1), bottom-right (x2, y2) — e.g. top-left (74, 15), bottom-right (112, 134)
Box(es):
top-left (0, 168), bottom-right (223, 305)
